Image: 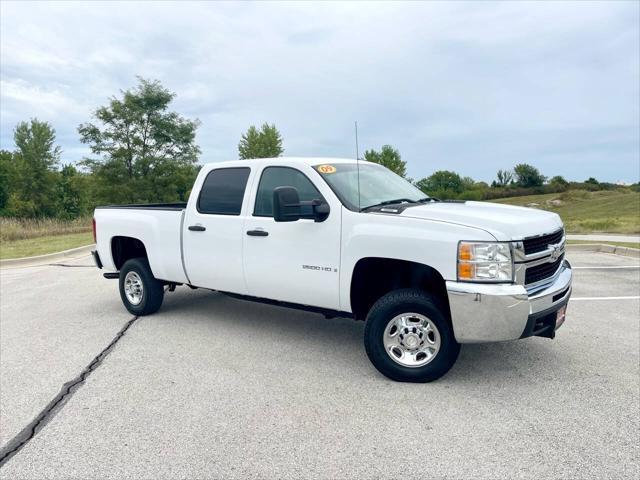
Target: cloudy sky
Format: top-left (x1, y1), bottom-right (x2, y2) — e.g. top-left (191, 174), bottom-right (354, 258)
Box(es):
top-left (1, 1), bottom-right (638, 183)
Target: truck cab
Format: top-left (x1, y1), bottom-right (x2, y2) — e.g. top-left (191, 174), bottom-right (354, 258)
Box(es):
top-left (93, 157), bottom-right (572, 382)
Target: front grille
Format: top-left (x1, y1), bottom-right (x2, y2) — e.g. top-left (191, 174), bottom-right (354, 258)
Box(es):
top-left (523, 229), bottom-right (564, 255)
top-left (525, 255), bottom-right (564, 285)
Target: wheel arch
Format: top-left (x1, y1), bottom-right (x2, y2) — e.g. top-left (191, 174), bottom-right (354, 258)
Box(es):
top-left (111, 236), bottom-right (148, 271)
top-left (349, 257), bottom-right (450, 321)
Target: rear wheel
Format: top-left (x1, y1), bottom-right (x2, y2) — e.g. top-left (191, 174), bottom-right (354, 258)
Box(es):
top-left (364, 289), bottom-right (460, 382)
top-left (119, 258), bottom-right (164, 315)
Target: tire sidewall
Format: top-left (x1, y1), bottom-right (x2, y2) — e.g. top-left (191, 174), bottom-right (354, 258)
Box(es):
top-left (119, 258), bottom-right (163, 315)
top-left (364, 290), bottom-right (460, 382)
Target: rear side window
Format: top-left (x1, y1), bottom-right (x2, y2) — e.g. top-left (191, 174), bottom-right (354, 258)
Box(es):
top-left (254, 166), bottom-right (324, 217)
top-left (197, 167), bottom-right (250, 215)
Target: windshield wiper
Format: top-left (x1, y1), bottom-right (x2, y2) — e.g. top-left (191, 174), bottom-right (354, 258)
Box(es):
top-left (361, 198), bottom-right (418, 212)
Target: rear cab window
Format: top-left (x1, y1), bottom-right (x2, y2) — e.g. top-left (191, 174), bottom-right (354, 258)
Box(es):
top-left (197, 167), bottom-right (251, 215)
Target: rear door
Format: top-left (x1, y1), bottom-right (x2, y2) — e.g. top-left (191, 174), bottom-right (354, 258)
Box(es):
top-left (242, 165), bottom-right (341, 310)
top-left (183, 166), bottom-right (251, 292)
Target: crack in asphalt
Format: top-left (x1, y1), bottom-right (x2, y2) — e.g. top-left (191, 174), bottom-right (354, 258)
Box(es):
top-left (47, 263), bottom-right (94, 268)
top-left (0, 315), bottom-right (139, 468)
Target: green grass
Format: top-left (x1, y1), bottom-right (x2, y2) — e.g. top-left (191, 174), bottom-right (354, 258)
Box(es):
top-left (0, 232), bottom-right (94, 260)
top-left (493, 190), bottom-right (640, 234)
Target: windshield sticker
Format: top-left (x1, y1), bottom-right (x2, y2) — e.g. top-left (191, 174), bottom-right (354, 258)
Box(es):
top-left (316, 164), bottom-right (337, 174)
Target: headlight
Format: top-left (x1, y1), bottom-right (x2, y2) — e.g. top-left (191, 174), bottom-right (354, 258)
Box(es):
top-left (457, 241), bottom-right (513, 283)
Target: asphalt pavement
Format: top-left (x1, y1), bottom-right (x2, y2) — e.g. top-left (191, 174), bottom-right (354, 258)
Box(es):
top-left (0, 251), bottom-right (638, 479)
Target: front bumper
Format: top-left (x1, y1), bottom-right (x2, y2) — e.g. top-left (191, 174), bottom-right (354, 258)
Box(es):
top-left (446, 260), bottom-right (572, 343)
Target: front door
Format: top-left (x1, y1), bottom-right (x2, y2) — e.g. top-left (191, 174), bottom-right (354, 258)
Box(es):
top-left (243, 166), bottom-right (341, 310)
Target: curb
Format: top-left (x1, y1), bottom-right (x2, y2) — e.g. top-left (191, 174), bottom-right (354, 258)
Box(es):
top-left (0, 244), bottom-right (96, 268)
top-left (566, 243), bottom-right (640, 258)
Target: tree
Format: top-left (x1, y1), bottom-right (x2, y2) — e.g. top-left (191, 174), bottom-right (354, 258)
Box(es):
top-left (493, 169), bottom-right (514, 188)
top-left (79, 78), bottom-right (200, 203)
top-left (514, 163), bottom-right (546, 188)
top-left (238, 123), bottom-right (283, 159)
top-left (363, 145), bottom-right (407, 177)
top-left (585, 177), bottom-right (599, 185)
top-left (416, 170), bottom-right (464, 195)
top-left (57, 164), bottom-right (88, 219)
top-left (12, 119), bottom-right (61, 216)
top-left (549, 175), bottom-right (569, 188)
top-left (0, 150), bottom-right (15, 212)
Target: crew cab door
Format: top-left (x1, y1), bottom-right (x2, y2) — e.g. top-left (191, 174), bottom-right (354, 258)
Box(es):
top-left (243, 165), bottom-right (341, 310)
top-left (183, 167), bottom-right (251, 292)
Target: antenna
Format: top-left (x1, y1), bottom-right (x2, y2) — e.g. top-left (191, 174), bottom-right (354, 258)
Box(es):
top-left (355, 121), bottom-right (361, 211)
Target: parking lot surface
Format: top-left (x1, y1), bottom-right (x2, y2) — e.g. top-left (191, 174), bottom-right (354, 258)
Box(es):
top-left (1, 251), bottom-right (638, 479)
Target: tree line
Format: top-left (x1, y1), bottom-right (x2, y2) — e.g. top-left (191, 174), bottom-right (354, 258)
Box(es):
top-left (0, 77), bottom-right (632, 220)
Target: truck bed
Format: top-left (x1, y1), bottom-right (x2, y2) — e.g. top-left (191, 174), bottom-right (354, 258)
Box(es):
top-left (95, 203), bottom-right (187, 211)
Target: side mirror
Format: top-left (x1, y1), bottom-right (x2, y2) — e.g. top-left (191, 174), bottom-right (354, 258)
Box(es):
top-left (273, 186), bottom-right (301, 222)
top-left (273, 186), bottom-right (331, 223)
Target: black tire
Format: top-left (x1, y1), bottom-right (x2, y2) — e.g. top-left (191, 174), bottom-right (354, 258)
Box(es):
top-left (364, 288), bottom-right (460, 383)
top-left (119, 258), bottom-right (164, 316)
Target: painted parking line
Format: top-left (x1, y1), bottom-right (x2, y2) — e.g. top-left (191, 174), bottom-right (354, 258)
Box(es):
top-left (572, 266), bottom-right (639, 269)
top-left (570, 296), bottom-right (640, 301)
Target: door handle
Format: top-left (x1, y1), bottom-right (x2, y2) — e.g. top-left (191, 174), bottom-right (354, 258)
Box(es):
top-left (246, 229), bottom-right (269, 237)
top-left (188, 225), bottom-right (206, 232)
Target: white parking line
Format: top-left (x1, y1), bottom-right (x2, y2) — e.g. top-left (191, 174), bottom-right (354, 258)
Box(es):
top-left (570, 296), bottom-right (640, 301)
top-left (572, 266), bottom-right (639, 269)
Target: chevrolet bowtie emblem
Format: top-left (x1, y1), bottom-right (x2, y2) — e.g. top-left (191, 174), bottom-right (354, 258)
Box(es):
top-left (548, 243), bottom-right (562, 261)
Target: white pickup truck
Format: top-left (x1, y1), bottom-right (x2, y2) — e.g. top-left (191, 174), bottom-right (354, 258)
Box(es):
top-left (92, 157), bottom-right (572, 382)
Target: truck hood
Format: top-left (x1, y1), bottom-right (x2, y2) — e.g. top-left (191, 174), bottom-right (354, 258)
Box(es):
top-left (399, 201), bottom-right (563, 240)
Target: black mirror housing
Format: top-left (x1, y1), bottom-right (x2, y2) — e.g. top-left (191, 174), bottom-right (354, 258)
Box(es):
top-left (273, 186), bottom-right (301, 222)
top-left (273, 186), bottom-right (331, 223)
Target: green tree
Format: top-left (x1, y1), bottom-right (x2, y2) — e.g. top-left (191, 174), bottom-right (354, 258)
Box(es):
top-left (56, 164), bottom-right (88, 219)
top-left (416, 170), bottom-right (464, 197)
top-left (514, 163), bottom-right (546, 188)
top-left (493, 169), bottom-right (514, 187)
top-left (549, 175), bottom-right (569, 189)
top-left (363, 145), bottom-right (407, 177)
top-left (0, 150), bottom-right (16, 212)
top-left (79, 77), bottom-right (200, 204)
top-left (238, 123), bottom-right (284, 159)
top-left (585, 177), bottom-right (599, 185)
top-left (11, 119), bottom-right (61, 216)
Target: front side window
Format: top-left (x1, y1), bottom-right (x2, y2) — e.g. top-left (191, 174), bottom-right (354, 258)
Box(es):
top-left (254, 167), bottom-right (324, 217)
top-left (198, 167), bottom-right (250, 215)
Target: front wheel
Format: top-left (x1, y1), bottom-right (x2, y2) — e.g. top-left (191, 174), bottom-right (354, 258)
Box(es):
top-left (364, 289), bottom-right (460, 382)
top-left (119, 258), bottom-right (164, 315)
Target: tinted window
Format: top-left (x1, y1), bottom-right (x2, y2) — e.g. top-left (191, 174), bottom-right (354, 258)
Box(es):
top-left (254, 167), bottom-right (324, 217)
top-left (198, 168), bottom-right (250, 215)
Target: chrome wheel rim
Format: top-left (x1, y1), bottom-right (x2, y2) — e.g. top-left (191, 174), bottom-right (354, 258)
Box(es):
top-left (124, 271), bottom-right (144, 305)
top-left (383, 313), bottom-right (441, 368)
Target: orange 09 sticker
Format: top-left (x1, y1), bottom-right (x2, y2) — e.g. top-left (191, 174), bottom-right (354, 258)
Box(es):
top-left (317, 164), bottom-right (337, 174)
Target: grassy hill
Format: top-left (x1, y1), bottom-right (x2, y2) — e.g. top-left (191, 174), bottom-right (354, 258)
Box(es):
top-left (493, 190), bottom-right (640, 234)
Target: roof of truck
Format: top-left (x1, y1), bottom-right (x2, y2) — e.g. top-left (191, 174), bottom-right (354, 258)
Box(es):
top-left (203, 157), bottom-right (363, 167)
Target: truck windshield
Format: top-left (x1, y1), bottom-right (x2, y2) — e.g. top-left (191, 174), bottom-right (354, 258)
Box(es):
top-left (314, 162), bottom-right (428, 211)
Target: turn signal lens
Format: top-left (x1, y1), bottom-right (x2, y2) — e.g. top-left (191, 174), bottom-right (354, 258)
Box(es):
top-left (458, 243), bottom-right (473, 261)
top-left (458, 262), bottom-right (475, 280)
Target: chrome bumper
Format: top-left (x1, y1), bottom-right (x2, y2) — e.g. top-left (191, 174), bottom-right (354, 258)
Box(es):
top-left (446, 260), bottom-right (572, 343)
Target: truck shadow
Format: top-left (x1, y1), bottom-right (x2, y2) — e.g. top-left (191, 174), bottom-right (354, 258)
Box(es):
top-left (157, 288), bottom-right (568, 384)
